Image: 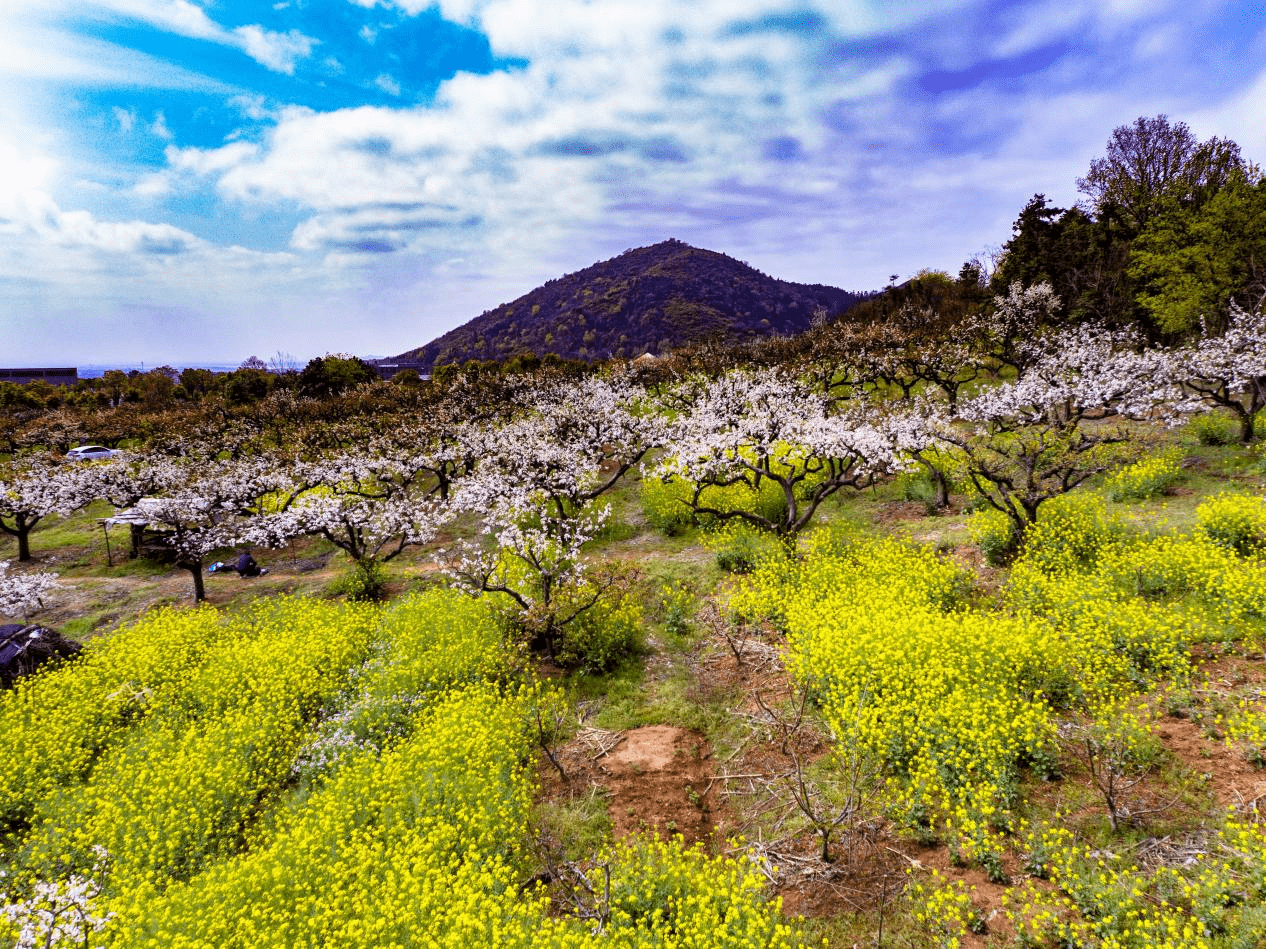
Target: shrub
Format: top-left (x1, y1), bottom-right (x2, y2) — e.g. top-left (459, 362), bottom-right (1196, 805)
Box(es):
top-left (968, 509), bottom-right (1019, 566)
top-left (333, 558), bottom-right (389, 602)
top-left (1188, 411), bottom-right (1241, 446)
top-left (1197, 493), bottom-right (1266, 557)
top-left (659, 586), bottom-right (694, 637)
top-left (1020, 493), bottom-right (1122, 575)
top-left (1104, 449), bottom-right (1181, 502)
top-left (707, 522), bottom-right (779, 574)
top-left (895, 469), bottom-right (944, 513)
top-left (554, 581), bottom-right (642, 674)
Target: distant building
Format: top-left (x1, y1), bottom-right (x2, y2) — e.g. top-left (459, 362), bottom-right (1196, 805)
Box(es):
top-left (365, 358), bottom-right (430, 381)
top-left (0, 368), bottom-right (78, 386)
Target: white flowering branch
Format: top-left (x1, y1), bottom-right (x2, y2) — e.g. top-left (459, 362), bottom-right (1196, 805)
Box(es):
top-left (655, 371), bottom-right (922, 539)
top-left (0, 561), bottom-right (59, 620)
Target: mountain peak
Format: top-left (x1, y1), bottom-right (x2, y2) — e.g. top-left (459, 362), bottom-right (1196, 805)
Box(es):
top-left (399, 241), bottom-right (862, 368)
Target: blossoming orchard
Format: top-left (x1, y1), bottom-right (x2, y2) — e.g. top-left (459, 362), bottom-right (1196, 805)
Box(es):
top-left (4, 250), bottom-right (1266, 949)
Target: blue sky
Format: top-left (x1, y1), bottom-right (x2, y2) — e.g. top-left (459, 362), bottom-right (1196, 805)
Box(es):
top-left (2, 0), bottom-right (1264, 365)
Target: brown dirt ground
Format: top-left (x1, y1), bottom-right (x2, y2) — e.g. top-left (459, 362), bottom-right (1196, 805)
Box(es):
top-left (872, 500), bottom-right (935, 525)
top-left (1165, 651), bottom-right (1266, 809)
top-left (601, 725), bottom-right (717, 841)
top-left (536, 723), bottom-right (724, 848)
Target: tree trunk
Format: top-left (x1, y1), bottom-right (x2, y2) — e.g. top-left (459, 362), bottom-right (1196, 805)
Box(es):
top-left (1240, 409), bottom-right (1257, 445)
top-left (932, 467), bottom-right (950, 509)
top-left (185, 561), bottom-right (206, 602)
top-left (16, 529), bottom-right (31, 563)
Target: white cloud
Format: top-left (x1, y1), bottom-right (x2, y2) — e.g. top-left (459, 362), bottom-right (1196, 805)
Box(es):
top-left (232, 25), bottom-right (319, 75)
top-left (0, 15), bottom-right (234, 91)
top-left (228, 93), bottom-right (275, 122)
top-left (150, 111), bottom-right (173, 140)
top-left (90, 0), bottom-right (226, 42)
top-left (112, 107), bottom-right (136, 134)
top-left (374, 73), bottom-right (401, 96)
top-left (168, 140), bottom-right (263, 176)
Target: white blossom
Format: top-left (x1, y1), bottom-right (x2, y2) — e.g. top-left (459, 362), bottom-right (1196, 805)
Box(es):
top-left (1, 848), bottom-right (111, 949)
top-left (655, 370), bottom-right (921, 537)
top-left (0, 561), bottom-right (58, 618)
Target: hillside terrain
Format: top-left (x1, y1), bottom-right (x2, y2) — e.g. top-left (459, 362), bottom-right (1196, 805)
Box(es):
top-left (398, 239), bottom-right (866, 368)
top-left (2, 114), bottom-right (1266, 948)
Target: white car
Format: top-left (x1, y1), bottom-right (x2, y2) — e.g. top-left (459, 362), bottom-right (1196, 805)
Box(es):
top-left (65, 445), bottom-right (118, 462)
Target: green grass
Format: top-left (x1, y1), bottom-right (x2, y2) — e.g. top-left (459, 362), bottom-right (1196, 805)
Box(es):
top-left (533, 786), bottom-right (615, 861)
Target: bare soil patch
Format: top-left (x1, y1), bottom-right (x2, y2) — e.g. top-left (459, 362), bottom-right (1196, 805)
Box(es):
top-left (872, 500), bottom-right (932, 525)
top-left (536, 723), bottom-right (723, 848)
top-left (601, 725), bottom-right (717, 842)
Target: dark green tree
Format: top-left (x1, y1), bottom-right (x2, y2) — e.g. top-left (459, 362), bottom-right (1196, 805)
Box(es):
top-left (296, 355), bottom-right (377, 399)
top-left (992, 195), bottom-right (1139, 330)
top-left (1076, 114), bottom-right (1243, 233)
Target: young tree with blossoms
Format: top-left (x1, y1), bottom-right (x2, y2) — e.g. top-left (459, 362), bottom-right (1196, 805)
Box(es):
top-left (655, 371), bottom-right (925, 541)
top-left (441, 374), bottom-right (657, 661)
top-left (0, 457), bottom-right (97, 562)
top-left (1167, 301), bottom-right (1266, 443)
top-left (443, 503), bottom-right (628, 662)
top-left (965, 281), bottom-right (1062, 374)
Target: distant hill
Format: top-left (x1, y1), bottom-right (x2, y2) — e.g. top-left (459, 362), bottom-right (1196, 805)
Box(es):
top-left (397, 240), bottom-right (866, 368)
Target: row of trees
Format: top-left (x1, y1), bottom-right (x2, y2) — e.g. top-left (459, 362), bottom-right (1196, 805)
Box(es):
top-left (0, 354), bottom-right (380, 417)
top-left (4, 296), bottom-right (1263, 653)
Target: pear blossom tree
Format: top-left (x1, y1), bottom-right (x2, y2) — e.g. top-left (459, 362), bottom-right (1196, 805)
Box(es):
top-left (937, 324), bottom-right (1177, 535)
top-left (0, 457), bottom-right (98, 562)
top-left (89, 455), bottom-right (299, 601)
top-left (244, 475), bottom-right (444, 567)
top-left (0, 561), bottom-right (59, 620)
top-left (366, 411), bottom-right (485, 503)
top-left (966, 281), bottom-right (1062, 373)
top-left (1, 856), bottom-right (113, 949)
top-left (128, 458), bottom-right (295, 602)
top-left (128, 492), bottom-right (240, 602)
top-left (654, 371), bottom-right (926, 541)
top-left (1168, 301), bottom-right (1266, 443)
top-left (240, 454), bottom-right (449, 598)
top-left (86, 453), bottom-right (196, 511)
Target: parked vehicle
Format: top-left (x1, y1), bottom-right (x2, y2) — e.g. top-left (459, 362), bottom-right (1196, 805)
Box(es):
top-left (65, 445), bottom-right (118, 462)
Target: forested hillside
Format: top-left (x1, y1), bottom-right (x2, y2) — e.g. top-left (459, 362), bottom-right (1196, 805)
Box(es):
top-left (398, 239), bottom-right (866, 368)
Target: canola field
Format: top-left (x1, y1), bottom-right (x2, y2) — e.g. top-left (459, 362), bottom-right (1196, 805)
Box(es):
top-left (735, 492), bottom-right (1266, 947)
top-left (0, 591), bottom-right (799, 948)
